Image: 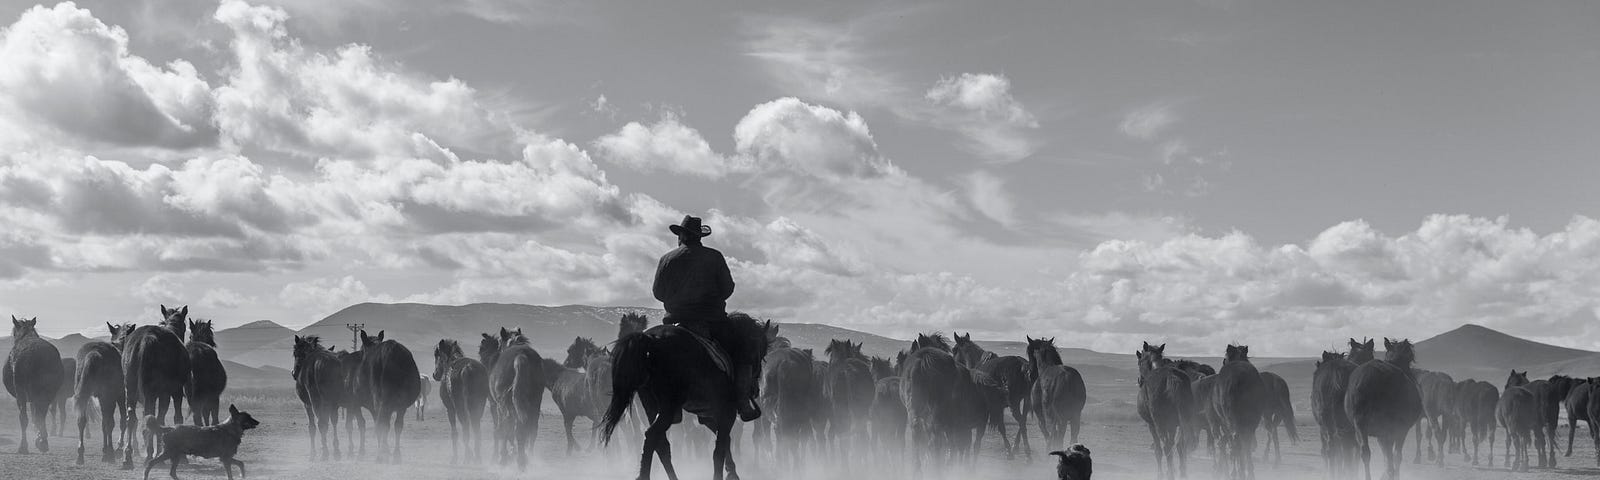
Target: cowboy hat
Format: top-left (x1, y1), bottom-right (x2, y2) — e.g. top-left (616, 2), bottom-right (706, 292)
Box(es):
top-left (669, 215), bottom-right (712, 237)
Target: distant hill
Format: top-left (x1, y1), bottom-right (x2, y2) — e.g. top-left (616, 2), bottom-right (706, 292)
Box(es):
top-left (1415, 324), bottom-right (1593, 369)
top-left (214, 320), bottom-right (297, 368)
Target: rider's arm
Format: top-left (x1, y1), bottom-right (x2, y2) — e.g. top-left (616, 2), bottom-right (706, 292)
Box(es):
top-left (652, 253), bottom-right (671, 303)
top-left (716, 252), bottom-right (735, 300)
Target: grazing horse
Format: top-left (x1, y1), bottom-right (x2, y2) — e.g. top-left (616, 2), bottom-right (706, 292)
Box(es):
top-left (1564, 377), bottom-right (1595, 458)
top-left (75, 325), bottom-right (129, 465)
top-left (1523, 374), bottom-right (1577, 468)
top-left (601, 314), bottom-right (771, 480)
top-left (354, 330), bottom-right (422, 463)
top-left (1258, 371), bottom-right (1297, 465)
top-left (763, 346), bottom-right (820, 470)
top-left (823, 339), bottom-right (875, 463)
top-left (292, 335), bottom-right (344, 461)
top-left (1412, 370), bottom-right (1455, 466)
top-left (185, 320), bottom-right (227, 426)
top-left (543, 354), bottom-right (601, 455)
top-left (899, 333), bottom-right (961, 472)
top-left (952, 332), bottom-right (987, 369)
top-left (433, 339), bottom-right (488, 463)
top-left (1499, 370), bottom-right (1536, 471)
top-left (6, 316), bottom-right (65, 455)
top-left (486, 327), bottom-right (548, 470)
top-left (979, 354), bottom-right (1035, 459)
top-left (50, 357), bottom-right (76, 436)
top-left (1212, 345), bottom-right (1265, 480)
top-left (1136, 342), bottom-right (1191, 480)
top-left (1312, 351), bottom-right (1357, 477)
top-left (1346, 338), bottom-right (1423, 480)
top-left (1029, 337), bottom-right (1086, 451)
top-left (1456, 379), bottom-right (1498, 466)
top-left (118, 306), bottom-right (191, 467)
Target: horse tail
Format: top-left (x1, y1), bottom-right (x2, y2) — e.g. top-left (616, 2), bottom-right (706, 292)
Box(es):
top-left (73, 352), bottom-right (93, 411)
top-left (600, 332), bottom-right (652, 444)
top-left (1280, 385), bottom-right (1300, 442)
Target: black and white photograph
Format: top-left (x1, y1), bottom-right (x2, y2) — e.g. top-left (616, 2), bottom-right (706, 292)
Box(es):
top-left (0, 1), bottom-right (1596, 479)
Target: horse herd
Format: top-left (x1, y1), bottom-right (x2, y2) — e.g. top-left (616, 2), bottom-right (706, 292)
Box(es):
top-left (4, 309), bottom-right (1597, 480)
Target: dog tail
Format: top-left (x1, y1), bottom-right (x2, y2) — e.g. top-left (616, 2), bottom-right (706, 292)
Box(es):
top-left (144, 414), bottom-right (173, 437)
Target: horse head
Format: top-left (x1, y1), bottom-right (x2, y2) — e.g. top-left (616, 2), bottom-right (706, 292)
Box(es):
top-left (912, 333), bottom-right (951, 353)
top-left (292, 335), bottom-right (325, 379)
top-left (434, 339), bottom-right (462, 381)
top-left (1348, 337), bottom-right (1376, 363)
top-left (1505, 370), bottom-right (1529, 390)
top-left (10, 315), bottom-right (39, 339)
top-left (1225, 344), bottom-right (1250, 363)
top-left (1382, 338), bottom-right (1415, 368)
top-left (619, 313), bottom-right (648, 338)
top-left (159, 304), bottom-right (189, 340)
top-left (565, 336), bottom-right (598, 369)
top-left (954, 332), bottom-right (972, 346)
top-left (359, 329), bottom-right (385, 350)
top-left (189, 319), bottom-right (216, 347)
top-left (479, 333), bottom-right (501, 367)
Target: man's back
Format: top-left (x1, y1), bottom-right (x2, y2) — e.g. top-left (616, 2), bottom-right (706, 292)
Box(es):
top-left (653, 245), bottom-right (735, 319)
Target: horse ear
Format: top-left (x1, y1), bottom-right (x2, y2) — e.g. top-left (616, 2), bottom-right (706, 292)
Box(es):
top-left (1155, 343), bottom-right (1165, 354)
top-left (160, 305), bottom-right (169, 315)
top-left (377, 331), bottom-right (386, 343)
top-left (229, 404), bottom-right (239, 415)
top-left (179, 306), bottom-right (188, 316)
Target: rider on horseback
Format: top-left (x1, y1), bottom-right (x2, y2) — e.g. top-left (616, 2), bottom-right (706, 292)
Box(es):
top-left (652, 215), bottom-right (761, 421)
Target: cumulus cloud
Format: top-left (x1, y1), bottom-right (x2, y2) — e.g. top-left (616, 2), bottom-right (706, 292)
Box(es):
top-left (962, 171), bottom-right (1017, 227)
top-left (199, 287), bottom-right (253, 309)
top-left (0, 2), bottom-right (217, 150)
top-left (925, 73), bottom-right (1040, 162)
top-left (592, 114), bottom-right (753, 179)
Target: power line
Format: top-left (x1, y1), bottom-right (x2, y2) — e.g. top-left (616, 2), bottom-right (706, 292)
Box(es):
top-left (345, 323), bottom-right (365, 350)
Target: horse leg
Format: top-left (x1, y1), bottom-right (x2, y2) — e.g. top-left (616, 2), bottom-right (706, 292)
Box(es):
top-left (392, 408), bottom-right (406, 464)
top-left (170, 392), bottom-right (183, 428)
top-left (77, 397), bottom-right (90, 464)
top-left (563, 412), bottom-right (577, 456)
top-left (303, 404), bottom-right (317, 459)
top-left (1546, 421), bottom-right (1559, 468)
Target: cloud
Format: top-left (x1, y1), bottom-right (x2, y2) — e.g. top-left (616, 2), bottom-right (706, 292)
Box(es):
top-left (212, 0), bottom-right (518, 162)
top-left (962, 171), bottom-right (1017, 227)
top-left (734, 97), bottom-right (899, 182)
top-left (279, 275), bottom-right (392, 320)
top-left (0, 2), bottom-right (218, 150)
top-left (592, 114), bottom-right (753, 179)
top-left (134, 274), bottom-right (186, 304)
top-left (1120, 103), bottom-right (1178, 140)
top-left (925, 73), bottom-right (1040, 162)
top-left (199, 287), bottom-right (253, 309)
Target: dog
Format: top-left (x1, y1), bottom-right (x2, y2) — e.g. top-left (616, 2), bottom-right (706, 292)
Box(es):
top-left (144, 404), bottom-right (261, 480)
top-left (1050, 444), bottom-right (1092, 480)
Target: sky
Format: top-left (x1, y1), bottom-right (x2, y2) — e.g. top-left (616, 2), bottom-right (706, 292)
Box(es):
top-left (0, 0), bottom-right (1596, 356)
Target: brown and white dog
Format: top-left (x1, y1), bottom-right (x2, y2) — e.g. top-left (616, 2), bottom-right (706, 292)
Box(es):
top-left (143, 404), bottom-right (261, 480)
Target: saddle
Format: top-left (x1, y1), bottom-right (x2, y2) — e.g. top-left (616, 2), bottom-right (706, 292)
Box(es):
top-left (674, 325), bottom-right (733, 377)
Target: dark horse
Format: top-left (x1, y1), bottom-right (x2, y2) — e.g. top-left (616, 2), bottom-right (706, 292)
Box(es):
top-left (544, 338), bottom-right (602, 455)
top-left (6, 316), bottom-right (65, 454)
top-left (1312, 351), bottom-right (1357, 477)
top-left (951, 332), bottom-right (986, 369)
top-left (337, 349), bottom-right (367, 456)
top-left (601, 313), bottom-right (771, 480)
top-left (1346, 338), bottom-right (1423, 480)
top-left (354, 330), bottom-right (422, 463)
top-left (1499, 370), bottom-right (1536, 471)
top-left (185, 319), bottom-right (228, 426)
top-left (1212, 345), bottom-right (1265, 480)
top-left (1029, 337), bottom-right (1086, 452)
top-left (899, 333), bottom-right (961, 472)
top-left (1412, 370), bottom-right (1455, 466)
top-left (823, 339), bottom-right (875, 463)
top-left (434, 339), bottom-right (488, 463)
top-left (484, 327), bottom-right (548, 469)
top-left (76, 323), bottom-right (130, 465)
top-left (50, 357), bottom-right (76, 436)
top-left (762, 345), bottom-right (820, 469)
top-left (119, 305), bottom-right (191, 467)
top-left (979, 353), bottom-right (1034, 459)
top-left (1258, 371), bottom-right (1297, 465)
top-left (293, 335), bottom-right (344, 461)
top-left (1564, 377), bottom-right (1595, 459)
top-left (1457, 379), bottom-right (1498, 466)
top-left (1523, 374), bottom-right (1577, 468)
top-left (1136, 342), bottom-right (1191, 480)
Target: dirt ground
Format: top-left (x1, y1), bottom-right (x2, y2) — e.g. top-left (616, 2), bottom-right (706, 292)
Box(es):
top-left (4, 396), bottom-right (1600, 480)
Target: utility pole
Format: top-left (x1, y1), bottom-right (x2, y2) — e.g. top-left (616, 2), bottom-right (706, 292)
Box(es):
top-left (345, 323), bottom-right (365, 350)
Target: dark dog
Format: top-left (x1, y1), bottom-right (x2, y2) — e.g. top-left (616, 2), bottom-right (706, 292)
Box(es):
top-left (144, 405), bottom-right (261, 480)
top-left (1050, 444), bottom-right (1093, 480)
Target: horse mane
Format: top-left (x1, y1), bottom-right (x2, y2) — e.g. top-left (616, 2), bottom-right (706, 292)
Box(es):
top-left (10, 316), bottom-right (40, 339)
top-left (619, 312), bottom-right (649, 338)
top-left (1172, 359), bottom-right (1214, 376)
top-left (189, 319), bottom-right (217, 347)
top-left (572, 336), bottom-right (597, 351)
top-left (913, 332), bottom-right (951, 352)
